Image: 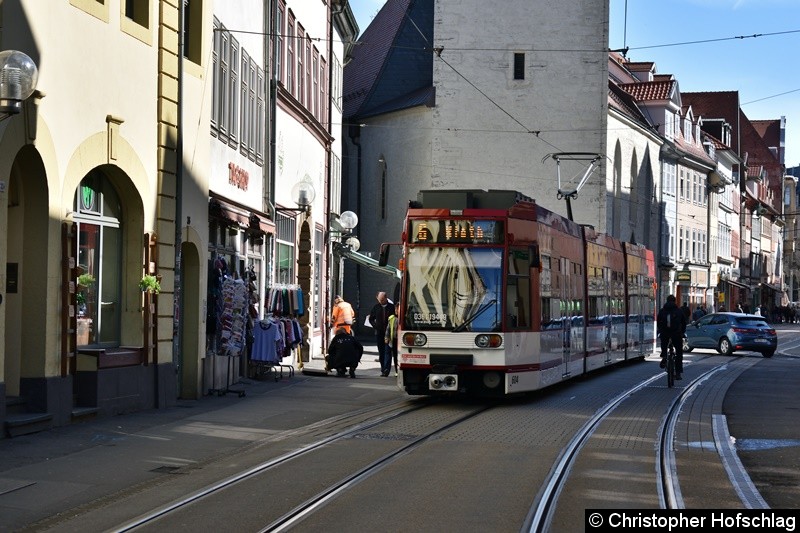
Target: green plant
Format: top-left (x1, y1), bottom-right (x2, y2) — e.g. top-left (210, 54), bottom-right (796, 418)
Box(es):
top-left (77, 273), bottom-right (95, 287)
top-left (139, 274), bottom-right (161, 294)
top-left (76, 273), bottom-right (94, 309)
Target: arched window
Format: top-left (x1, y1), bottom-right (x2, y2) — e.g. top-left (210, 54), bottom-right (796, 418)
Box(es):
top-left (73, 169), bottom-right (122, 347)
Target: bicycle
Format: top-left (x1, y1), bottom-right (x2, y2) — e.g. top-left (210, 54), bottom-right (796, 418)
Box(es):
top-left (665, 338), bottom-right (675, 388)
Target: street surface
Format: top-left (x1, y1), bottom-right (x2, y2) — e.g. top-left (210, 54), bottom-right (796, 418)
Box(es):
top-left (0, 327), bottom-right (798, 532)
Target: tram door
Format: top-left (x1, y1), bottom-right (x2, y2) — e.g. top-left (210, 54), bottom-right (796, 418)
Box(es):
top-left (603, 267), bottom-right (613, 364)
top-left (560, 257), bottom-right (578, 378)
top-left (630, 274), bottom-right (645, 358)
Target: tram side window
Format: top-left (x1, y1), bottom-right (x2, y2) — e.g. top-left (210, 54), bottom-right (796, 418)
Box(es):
top-left (506, 248), bottom-right (531, 329)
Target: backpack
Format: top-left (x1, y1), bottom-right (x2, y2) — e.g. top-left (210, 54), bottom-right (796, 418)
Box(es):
top-left (658, 306), bottom-right (683, 334)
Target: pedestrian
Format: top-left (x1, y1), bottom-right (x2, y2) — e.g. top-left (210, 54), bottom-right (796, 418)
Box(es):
top-left (325, 327), bottom-right (363, 378)
top-left (330, 295), bottom-right (355, 335)
top-left (680, 301), bottom-right (691, 321)
top-left (691, 304), bottom-right (706, 322)
top-left (737, 303), bottom-right (744, 313)
top-left (657, 294), bottom-right (686, 380)
top-left (369, 291), bottom-right (395, 377)
top-left (384, 305), bottom-right (399, 376)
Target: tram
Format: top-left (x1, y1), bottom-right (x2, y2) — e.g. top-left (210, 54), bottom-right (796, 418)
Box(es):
top-left (382, 189), bottom-right (656, 397)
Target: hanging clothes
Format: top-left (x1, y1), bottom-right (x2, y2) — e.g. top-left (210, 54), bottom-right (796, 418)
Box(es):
top-left (251, 319), bottom-right (283, 364)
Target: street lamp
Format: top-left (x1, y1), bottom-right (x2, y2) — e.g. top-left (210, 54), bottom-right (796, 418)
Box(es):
top-left (276, 180), bottom-right (316, 215)
top-left (0, 50), bottom-right (38, 117)
top-left (329, 210), bottom-right (359, 296)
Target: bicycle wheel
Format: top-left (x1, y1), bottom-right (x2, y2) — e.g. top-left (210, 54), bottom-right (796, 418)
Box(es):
top-left (666, 349), bottom-right (675, 388)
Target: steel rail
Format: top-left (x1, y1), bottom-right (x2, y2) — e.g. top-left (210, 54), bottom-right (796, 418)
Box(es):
top-left (110, 400), bottom-right (430, 533)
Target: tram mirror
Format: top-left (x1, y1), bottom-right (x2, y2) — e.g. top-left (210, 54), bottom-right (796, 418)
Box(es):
top-left (529, 243), bottom-right (541, 269)
top-left (378, 243), bottom-right (390, 267)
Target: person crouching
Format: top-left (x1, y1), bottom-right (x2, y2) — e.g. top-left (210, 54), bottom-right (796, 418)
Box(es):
top-left (325, 327), bottom-right (363, 378)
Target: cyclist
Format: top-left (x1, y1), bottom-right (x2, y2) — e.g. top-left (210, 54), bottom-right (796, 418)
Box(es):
top-left (657, 294), bottom-right (686, 380)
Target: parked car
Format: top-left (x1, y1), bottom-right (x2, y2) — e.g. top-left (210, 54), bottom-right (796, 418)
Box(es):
top-left (682, 312), bottom-right (776, 358)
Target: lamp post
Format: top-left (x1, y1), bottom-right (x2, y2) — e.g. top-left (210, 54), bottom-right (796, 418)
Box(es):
top-left (0, 50), bottom-right (38, 118)
top-left (327, 210), bottom-right (358, 350)
top-left (274, 180), bottom-right (316, 366)
top-left (329, 210), bottom-right (359, 296)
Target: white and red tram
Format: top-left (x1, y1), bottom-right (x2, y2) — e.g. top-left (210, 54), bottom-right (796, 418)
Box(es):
top-left (390, 190), bottom-right (656, 397)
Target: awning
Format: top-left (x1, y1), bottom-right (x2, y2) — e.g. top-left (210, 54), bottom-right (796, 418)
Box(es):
top-left (760, 282), bottom-right (781, 292)
top-left (209, 197), bottom-right (275, 234)
top-left (724, 278), bottom-right (750, 290)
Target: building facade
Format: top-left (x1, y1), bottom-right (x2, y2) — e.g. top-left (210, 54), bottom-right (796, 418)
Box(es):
top-left (0, 0), bottom-right (183, 431)
top-left (0, 0), bottom-right (357, 436)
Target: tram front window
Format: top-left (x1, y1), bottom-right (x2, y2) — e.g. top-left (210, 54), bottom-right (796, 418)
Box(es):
top-left (404, 247), bottom-right (502, 332)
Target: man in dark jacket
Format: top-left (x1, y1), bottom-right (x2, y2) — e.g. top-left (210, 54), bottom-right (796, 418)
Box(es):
top-left (326, 327), bottom-right (363, 378)
top-left (680, 301), bottom-right (691, 321)
top-left (657, 294), bottom-right (687, 379)
top-left (369, 291), bottom-right (396, 377)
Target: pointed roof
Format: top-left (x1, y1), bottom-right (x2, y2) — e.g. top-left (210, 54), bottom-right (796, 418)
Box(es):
top-left (681, 91), bottom-right (741, 152)
top-left (750, 119), bottom-right (782, 156)
top-left (343, 0), bottom-right (434, 120)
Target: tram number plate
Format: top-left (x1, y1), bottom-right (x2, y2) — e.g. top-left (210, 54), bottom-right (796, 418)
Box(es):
top-left (511, 375), bottom-right (519, 385)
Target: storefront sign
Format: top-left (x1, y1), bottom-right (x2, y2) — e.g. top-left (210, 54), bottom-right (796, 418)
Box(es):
top-left (676, 271), bottom-right (691, 282)
top-left (228, 163), bottom-right (249, 191)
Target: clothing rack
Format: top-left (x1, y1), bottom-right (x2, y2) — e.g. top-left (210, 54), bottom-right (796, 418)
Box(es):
top-left (209, 277), bottom-right (247, 397)
top-left (249, 315), bottom-right (301, 380)
top-left (248, 283), bottom-right (305, 380)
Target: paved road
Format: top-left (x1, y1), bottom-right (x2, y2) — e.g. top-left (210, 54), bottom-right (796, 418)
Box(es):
top-left (1, 328), bottom-right (798, 530)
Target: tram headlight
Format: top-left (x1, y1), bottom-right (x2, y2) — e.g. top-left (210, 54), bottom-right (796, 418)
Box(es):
top-left (403, 332), bottom-right (427, 347)
top-left (482, 372), bottom-right (502, 389)
top-left (475, 334), bottom-right (502, 348)
top-left (429, 374), bottom-right (458, 391)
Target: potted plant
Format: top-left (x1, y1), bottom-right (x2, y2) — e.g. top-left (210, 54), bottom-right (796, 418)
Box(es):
top-left (77, 273), bottom-right (95, 291)
top-left (139, 274), bottom-right (161, 294)
top-left (76, 273), bottom-right (95, 315)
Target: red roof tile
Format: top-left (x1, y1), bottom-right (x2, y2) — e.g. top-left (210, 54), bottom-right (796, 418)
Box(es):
top-left (619, 80), bottom-right (676, 102)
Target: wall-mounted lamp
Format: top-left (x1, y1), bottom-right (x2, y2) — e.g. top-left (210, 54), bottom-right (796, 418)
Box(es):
top-left (330, 210), bottom-right (360, 256)
top-left (276, 180), bottom-right (316, 215)
top-left (0, 50), bottom-right (38, 117)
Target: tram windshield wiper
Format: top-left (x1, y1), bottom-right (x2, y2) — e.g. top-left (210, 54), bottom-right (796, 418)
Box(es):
top-left (452, 299), bottom-right (497, 333)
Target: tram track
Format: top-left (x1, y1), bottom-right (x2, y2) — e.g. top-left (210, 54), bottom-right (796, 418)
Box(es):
top-left (31, 353), bottom-right (776, 532)
top-left (107, 398), bottom-right (442, 532)
top-left (525, 354), bottom-right (766, 532)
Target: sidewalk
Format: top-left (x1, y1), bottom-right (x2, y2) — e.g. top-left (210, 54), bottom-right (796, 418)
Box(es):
top-left (0, 341), bottom-right (402, 531)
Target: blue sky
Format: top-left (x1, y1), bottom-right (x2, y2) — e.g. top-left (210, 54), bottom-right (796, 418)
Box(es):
top-left (347, 0), bottom-right (800, 167)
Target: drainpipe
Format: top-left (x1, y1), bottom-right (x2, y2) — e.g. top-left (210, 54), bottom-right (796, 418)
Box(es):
top-left (657, 156), bottom-right (664, 305)
top-left (707, 176), bottom-right (713, 310)
top-left (172, 0), bottom-right (185, 393)
top-left (324, 3), bottom-right (345, 352)
top-left (268, 0), bottom-right (278, 218)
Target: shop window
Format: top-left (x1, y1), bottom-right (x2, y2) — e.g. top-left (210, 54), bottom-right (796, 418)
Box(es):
top-left (73, 170), bottom-right (122, 347)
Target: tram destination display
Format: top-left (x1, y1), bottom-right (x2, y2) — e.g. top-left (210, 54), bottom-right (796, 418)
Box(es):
top-left (409, 219), bottom-right (504, 244)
